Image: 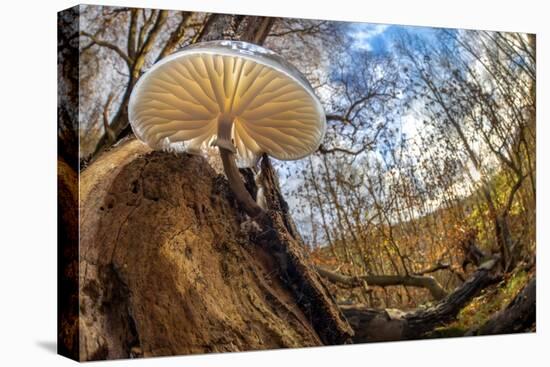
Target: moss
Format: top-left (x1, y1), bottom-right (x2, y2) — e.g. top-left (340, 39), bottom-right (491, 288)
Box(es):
top-left (446, 268), bottom-right (530, 331)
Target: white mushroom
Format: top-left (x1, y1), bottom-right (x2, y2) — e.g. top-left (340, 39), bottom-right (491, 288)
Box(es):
top-left (128, 40), bottom-right (326, 221)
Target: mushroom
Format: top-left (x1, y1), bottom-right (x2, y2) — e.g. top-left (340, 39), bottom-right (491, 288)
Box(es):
top-left (128, 40), bottom-right (326, 222)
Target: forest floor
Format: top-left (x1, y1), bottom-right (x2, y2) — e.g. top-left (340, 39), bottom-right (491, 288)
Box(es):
top-left (429, 265), bottom-right (535, 338)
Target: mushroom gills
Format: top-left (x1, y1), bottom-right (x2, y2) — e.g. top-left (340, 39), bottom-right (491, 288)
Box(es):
top-left (130, 52), bottom-right (324, 167)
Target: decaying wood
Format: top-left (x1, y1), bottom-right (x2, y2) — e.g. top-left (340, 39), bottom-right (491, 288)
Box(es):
top-left (251, 157), bottom-right (354, 344)
top-left (342, 258), bottom-right (501, 342)
top-left (468, 277), bottom-right (536, 335)
top-left (58, 157), bottom-right (79, 360)
top-left (316, 265), bottom-right (448, 301)
top-left (58, 7), bottom-right (80, 360)
top-left (78, 139), bottom-right (352, 360)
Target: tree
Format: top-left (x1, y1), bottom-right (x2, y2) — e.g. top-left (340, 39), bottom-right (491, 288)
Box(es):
top-left (396, 30), bottom-right (535, 271)
top-left (79, 7), bottom-right (204, 159)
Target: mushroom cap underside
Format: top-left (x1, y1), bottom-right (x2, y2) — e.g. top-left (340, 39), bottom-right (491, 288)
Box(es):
top-left (128, 41), bottom-right (326, 167)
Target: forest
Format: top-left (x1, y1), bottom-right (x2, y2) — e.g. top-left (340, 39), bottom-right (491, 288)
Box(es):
top-left (58, 5), bottom-right (536, 361)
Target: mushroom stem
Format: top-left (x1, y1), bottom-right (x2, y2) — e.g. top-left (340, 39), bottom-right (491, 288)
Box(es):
top-left (219, 147), bottom-right (268, 223)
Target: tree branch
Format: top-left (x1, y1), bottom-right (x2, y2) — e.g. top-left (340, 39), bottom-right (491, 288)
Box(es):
top-left (137, 9), bottom-right (156, 52)
top-left (318, 144), bottom-right (370, 156)
top-left (413, 262), bottom-right (451, 275)
top-left (326, 114), bottom-right (351, 124)
top-left (156, 12), bottom-right (192, 61)
top-left (127, 9), bottom-right (138, 61)
top-left (131, 10), bottom-right (168, 77)
top-left (268, 20), bottom-right (328, 37)
top-left (80, 31), bottom-right (132, 67)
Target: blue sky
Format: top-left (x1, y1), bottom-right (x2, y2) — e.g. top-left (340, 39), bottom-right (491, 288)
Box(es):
top-left (348, 22), bottom-right (442, 55)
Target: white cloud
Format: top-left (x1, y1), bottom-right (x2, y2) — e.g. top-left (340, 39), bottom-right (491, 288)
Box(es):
top-left (349, 24), bottom-right (389, 50)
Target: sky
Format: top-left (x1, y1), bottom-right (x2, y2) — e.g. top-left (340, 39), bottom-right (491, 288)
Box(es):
top-left (348, 22), bottom-right (443, 55)
top-left (276, 21), bottom-right (464, 245)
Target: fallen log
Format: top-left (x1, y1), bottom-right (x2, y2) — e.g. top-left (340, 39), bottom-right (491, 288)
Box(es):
top-left (316, 265), bottom-right (448, 301)
top-left (341, 258), bottom-right (500, 342)
top-left (468, 277), bottom-right (536, 335)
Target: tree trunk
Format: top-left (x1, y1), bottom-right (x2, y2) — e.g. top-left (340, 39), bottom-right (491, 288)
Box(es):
top-left (78, 139), bottom-right (352, 360)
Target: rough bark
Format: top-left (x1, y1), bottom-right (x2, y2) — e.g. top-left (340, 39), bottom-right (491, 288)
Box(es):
top-left (194, 13), bottom-right (237, 42)
top-left (253, 157), bottom-right (353, 344)
top-left (58, 156), bottom-right (79, 359)
top-left (78, 139), bottom-right (352, 360)
top-left (57, 6), bottom-right (79, 171)
top-left (342, 258), bottom-right (500, 342)
top-left (316, 266), bottom-right (448, 301)
top-left (236, 16), bottom-right (277, 44)
top-left (58, 6), bottom-right (80, 360)
top-left (468, 277), bottom-right (536, 335)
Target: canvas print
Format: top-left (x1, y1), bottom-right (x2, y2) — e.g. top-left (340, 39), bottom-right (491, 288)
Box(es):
top-left (57, 4), bottom-right (536, 362)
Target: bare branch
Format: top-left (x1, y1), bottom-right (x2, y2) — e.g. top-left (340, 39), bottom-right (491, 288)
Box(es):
top-left (131, 10), bottom-right (168, 78)
top-left (127, 9), bottom-right (138, 60)
top-left (80, 31), bottom-right (132, 67)
top-left (156, 12), bottom-right (192, 61)
top-left (413, 262), bottom-right (450, 275)
top-left (268, 20), bottom-right (328, 37)
top-left (326, 114), bottom-right (351, 124)
top-left (318, 144), bottom-right (370, 156)
top-left (137, 9), bottom-right (157, 51)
